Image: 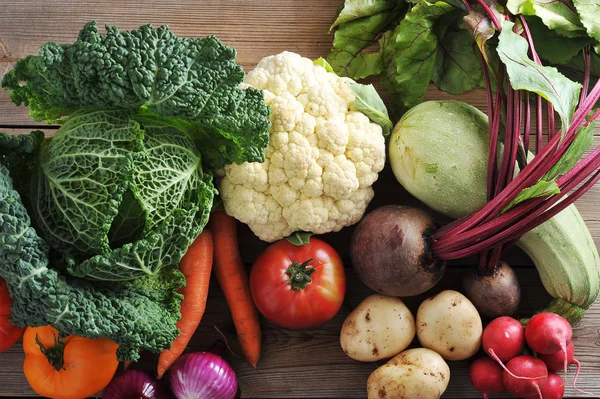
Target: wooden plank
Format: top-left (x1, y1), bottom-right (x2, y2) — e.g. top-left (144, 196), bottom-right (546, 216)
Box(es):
top-left (0, 1), bottom-right (599, 397)
top-left (1, 267), bottom-right (598, 398)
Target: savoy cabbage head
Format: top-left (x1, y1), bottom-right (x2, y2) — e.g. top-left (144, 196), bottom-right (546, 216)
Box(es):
top-left (0, 21), bottom-right (271, 360)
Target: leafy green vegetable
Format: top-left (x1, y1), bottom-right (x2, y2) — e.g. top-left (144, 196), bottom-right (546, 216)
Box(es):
top-left (0, 130), bottom-right (44, 156)
top-left (544, 122), bottom-right (595, 179)
top-left (557, 49), bottom-right (600, 87)
top-left (432, 27), bottom-right (482, 94)
top-left (380, 0), bottom-right (453, 111)
top-left (330, 0), bottom-right (400, 30)
top-left (462, 6), bottom-right (500, 84)
top-left (286, 232), bottom-right (314, 246)
top-left (506, 0), bottom-right (587, 38)
top-left (314, 57), bottom-right (335, 72)
top-left (327, 11), bottom-right (400, 79)
top-left (527, 16), bottom-right (595, 64)
top-left (346, 82), bottom-right (393, 135)
top-left (497, 21), bottom-right (581, 134)
top-left (572, 0), bottom-right (600, 42)
top-left (502, 179), bottom-right (560, 212)
top-left (32, 110), bottom-right (143, 257)
top-left (0, 22), bottom-right (270, 360)
top-left (313, 58), bottom-right (393, 134)
top-left (1, 21), bottom-right (271, 169)
top-left (0, 164), bottom-right (184, 361)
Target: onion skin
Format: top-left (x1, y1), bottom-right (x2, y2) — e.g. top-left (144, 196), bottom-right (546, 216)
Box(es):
top-left (170, 352), bottom-right (238, 399)
top-left (102, 369), bottom-right (168, 399)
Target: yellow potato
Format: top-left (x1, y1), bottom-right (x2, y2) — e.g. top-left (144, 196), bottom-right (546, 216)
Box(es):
top-left (340, 294), bottom-right (415, 362)
top-left (416, 290), bottom-right (482, 360)
top-left (367, 348), bottom-right (450, 399)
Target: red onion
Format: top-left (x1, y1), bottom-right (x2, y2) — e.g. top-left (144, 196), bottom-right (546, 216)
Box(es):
top-left (103, 369), bottom-right (168, 399)
top-left (170, 352), bottom-right (238, 399)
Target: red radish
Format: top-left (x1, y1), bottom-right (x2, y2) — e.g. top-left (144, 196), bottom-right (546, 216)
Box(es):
top-left (525, 313), bottom-right (572, 354)
top-left (539, 342), bottom-right (596, 396)
top-left (503, 355), bottom-right (548, 398)
top-left (483, 316), bottom-right (525, 362)
top-left (469, 357), bottom-right (505, 398)
top-left (526, 373), bottom-right (564, 399)
top-left (539, 341), bottom-right (578, 373)
top-left (525, 312), bottom-right (572, 383)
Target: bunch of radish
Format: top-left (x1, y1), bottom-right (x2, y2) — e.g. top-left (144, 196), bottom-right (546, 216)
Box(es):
top-left (469, 313), bottom-right (586, 399)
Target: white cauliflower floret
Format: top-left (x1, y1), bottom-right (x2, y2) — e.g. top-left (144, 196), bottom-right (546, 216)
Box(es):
top-left (220, 51), bottom-right (386, 242)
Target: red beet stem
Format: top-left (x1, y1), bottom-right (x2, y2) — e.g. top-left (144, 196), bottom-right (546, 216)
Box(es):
top-left (582, 49), bottom-right (591, 102)
top-left (523, 92), bottom-right (531, 154)
top-left (432, 11), bottom-right (600, 266)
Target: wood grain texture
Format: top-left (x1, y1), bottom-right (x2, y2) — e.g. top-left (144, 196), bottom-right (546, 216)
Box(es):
top-left (1, 0), bottom-right (600, 398)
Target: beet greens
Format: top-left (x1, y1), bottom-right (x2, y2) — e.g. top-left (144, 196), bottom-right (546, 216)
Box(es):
top-left (328, 0), bottom-right (600, 279)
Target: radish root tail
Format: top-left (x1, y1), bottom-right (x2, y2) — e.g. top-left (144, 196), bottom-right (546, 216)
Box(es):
top-left (535, 383), bottom-right (542, 399)
top-left (572, 359), bottom-right (600, 397)
top-left (489, 349), bottom-right (540, 381)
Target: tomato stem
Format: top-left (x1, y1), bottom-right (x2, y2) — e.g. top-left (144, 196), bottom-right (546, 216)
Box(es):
top-left (35, 333), bottom-right (66, 371)
top-left (284, 260), bottom-right (316, 290)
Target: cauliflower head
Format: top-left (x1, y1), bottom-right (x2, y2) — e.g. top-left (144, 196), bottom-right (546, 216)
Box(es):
top-left (220, 51), bottom-right (386, 242)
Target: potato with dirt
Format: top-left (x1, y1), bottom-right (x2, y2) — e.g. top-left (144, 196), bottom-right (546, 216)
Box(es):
top-left (416, 290), bottom-right (482, 361)
top-left (340, 294), bottom-right (415, 362)
top-left (367, 348), bottom-right (450, 399)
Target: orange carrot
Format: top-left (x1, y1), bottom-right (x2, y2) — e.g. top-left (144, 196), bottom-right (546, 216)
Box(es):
top-left (209, 210), bottom-right (261, 368)
top-left (156, 230), bottom-right (214, 379)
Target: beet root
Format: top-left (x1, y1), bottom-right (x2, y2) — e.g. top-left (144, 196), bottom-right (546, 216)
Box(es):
top-left (350, 205), bottom-right (446, 297)
top-left (463, 261), bottom-right (521, 318)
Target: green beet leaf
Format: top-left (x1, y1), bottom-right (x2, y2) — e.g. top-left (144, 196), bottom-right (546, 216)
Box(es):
top-left (526, 16), bottom-right (595, 64)
top-left (502, 179), bottom-right (561, 212)
top-left (497, 21), bottom-right (581, 135)
top-left (506, 0), bottom-right (587, 38)
top-left (327, 10), bottom-right (401, 79)
top-left (380, 0), bottom-right (453, 113)
top-left (462, 2), bottom-right (502, 66)
top-left (329, 0), bottom-right (401, 31)
top-left (558, 49), bottom-right (600, 89)
top-left (572, 0), bottom-right (600, 42)
top-left (544, 122), bottom-right (595, 180)
top-left (432, 26), bottom-right (482, 95)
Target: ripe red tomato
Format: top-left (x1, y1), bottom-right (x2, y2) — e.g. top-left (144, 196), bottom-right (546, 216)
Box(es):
top-left (250, 237), bottom-right (346, 329)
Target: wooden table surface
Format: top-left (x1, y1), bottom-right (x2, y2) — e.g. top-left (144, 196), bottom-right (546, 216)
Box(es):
top-left (1, 1), bottom-right (599, 398)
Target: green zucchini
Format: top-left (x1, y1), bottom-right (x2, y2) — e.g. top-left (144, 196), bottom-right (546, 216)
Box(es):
top-left (389, 100), bottom-right (600, 324)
